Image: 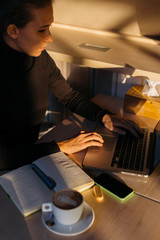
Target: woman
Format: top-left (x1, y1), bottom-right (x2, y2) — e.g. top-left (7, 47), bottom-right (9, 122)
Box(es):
top-left (0, 0), bottom-right (142, 169)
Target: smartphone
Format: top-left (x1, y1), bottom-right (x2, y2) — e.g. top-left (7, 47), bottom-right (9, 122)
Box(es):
top-left (94, 173), bottom-right (134, 201)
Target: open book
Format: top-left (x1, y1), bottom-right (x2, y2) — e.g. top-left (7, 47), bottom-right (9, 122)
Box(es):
top-left (0, 152), bottom-right (94, 217)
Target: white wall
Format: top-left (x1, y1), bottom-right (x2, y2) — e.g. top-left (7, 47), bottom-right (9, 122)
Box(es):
top-left (53, 0), bottom-right (160, 38)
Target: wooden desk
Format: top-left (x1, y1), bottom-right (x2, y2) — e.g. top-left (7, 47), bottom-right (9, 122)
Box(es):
top-left (1, 178), bottom-right (160, 240)
top-left (1, 101), bottom-right (160, 239)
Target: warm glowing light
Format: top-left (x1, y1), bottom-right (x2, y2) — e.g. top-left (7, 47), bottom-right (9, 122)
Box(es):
top-left (93, 185), bottom-right (104, 202)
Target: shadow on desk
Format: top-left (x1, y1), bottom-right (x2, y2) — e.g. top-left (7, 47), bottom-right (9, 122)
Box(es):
top-left (0, 187), bottom-right (33, 240)
top-left (117, 163), bottom-right (160, 203)
top-left (38, 113), bottom-right (97, 143)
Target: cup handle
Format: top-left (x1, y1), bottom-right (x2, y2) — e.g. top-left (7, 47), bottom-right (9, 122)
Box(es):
top-left (42, 203), bottom-right (53, 213)
top-left (42, 203), bottom-right (54, 224)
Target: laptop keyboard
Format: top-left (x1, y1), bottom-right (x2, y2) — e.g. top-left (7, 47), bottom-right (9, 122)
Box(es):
top-left (111, 129), bottom-right (148, 171)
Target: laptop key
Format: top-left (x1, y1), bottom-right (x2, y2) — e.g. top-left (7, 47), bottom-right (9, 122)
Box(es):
top-left (111, 128), bottom-right (148, 172)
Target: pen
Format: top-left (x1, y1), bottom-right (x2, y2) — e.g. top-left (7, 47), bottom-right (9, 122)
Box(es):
top-left (30, 163), bottom-right (56, 190)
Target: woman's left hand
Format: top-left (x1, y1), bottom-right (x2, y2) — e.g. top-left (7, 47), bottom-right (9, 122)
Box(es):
top-left (57, 131), bottom-right (104, 154)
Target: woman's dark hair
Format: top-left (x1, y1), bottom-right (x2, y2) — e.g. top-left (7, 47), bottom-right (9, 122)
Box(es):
top-left (0, 0), bottom-right (53, 34)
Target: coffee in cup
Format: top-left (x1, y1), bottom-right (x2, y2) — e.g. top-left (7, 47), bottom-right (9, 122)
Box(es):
top-left (52, 189), bottom-right (84, 225)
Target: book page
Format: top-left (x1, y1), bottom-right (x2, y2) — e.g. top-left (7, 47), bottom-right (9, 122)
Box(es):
top-left (0, 165), bottom-right (52, 217)
top-left (34, 152), bottom-right (94, 192)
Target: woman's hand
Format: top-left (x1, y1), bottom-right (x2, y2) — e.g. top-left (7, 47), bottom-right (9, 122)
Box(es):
top-left (57, 131), bottom-right (104, 154)
top-left (102, 114), bottom-right (144, 137)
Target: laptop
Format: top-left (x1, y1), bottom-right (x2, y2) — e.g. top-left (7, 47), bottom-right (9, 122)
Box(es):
top-left (82, 121), bottom-right (160, 177)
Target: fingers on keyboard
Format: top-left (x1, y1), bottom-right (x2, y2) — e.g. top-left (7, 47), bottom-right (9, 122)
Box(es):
top-left (126, 120), bottom-right (144, 136)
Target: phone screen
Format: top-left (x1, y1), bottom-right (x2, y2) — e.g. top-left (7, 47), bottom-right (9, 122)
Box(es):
top-left (94, 173), bottom-right (134, 201)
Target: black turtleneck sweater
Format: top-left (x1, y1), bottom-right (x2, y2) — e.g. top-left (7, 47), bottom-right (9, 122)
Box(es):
top-left (0, 36), bottom-right (109, 170)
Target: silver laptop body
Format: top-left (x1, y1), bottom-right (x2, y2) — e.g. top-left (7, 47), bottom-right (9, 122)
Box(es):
top-left (83, 121), bottom-right (160, 177)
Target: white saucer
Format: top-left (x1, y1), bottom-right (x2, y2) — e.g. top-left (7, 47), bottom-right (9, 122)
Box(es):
top-left (42, 202), bottom-right (95, 236)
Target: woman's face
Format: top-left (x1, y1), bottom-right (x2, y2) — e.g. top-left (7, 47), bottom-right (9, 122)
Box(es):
top-left (12, 4), bottom-right (54, 57)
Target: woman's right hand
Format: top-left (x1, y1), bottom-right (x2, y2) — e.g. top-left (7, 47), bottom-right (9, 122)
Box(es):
top-left (57, 131), bottom-right (104, 154)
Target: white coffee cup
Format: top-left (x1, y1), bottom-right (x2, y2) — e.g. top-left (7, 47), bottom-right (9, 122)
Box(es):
top-left (52, 189), bottom-right (84, 225)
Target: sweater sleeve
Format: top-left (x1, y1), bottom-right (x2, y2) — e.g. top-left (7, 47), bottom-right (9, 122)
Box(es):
top-left (0, 140), bottom-right (60, 170)
top-left (46, 52), bottom-right (111, 122)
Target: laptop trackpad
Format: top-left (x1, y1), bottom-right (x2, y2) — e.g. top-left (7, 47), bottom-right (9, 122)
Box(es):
top-left (83, 135), bottom-right (117, 169)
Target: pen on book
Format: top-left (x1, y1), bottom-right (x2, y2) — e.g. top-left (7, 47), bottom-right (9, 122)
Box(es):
top-left (30, 163), bottom-right (56, 190)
